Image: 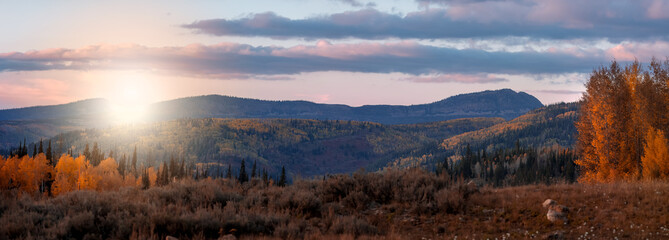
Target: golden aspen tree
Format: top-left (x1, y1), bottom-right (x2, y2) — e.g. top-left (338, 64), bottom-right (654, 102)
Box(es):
top-left (17, 154), bottom-right (53, 195)
top-left (94, 158), bottom-right (122, 191)
top-left (147, 167), bottom-right (157, 187)
top-left (641, 128), bottom-right (669, 179)
top-left (577, 59), bottom-right (669, 182)
top-left (53, 154), bottom-right (78, 195)
top-left (1, 156), bottom-right (22, 190)
top-left (0, 155), bottom-right (7, 190)
top-left (74, 155), bottom-right (97, 190)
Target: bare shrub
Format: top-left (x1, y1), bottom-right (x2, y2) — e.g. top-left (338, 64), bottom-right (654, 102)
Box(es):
top-left (330, 216), bottom-right (378, 237)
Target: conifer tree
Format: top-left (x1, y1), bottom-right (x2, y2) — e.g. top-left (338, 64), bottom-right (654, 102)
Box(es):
top-left (262, 168), bottom-right (269, 185)
top-left (141, 169), bottom-right (150, 189)
top-left (226, 164), bottom-right (232, 179)
top-left (238, 159), bottom-right (248, 183)
top-left (118, 154), bottom-right (127, 178)
top-left (38, 139), bottom-right (43, 154)
top-left (46, 140), bottom-right (53, 165)
top-left (22, 138), bottom-right (27, 157)
top-left (278, 166), bottom-right (287, 187)
top-left (83, 143), bottom-right (91, 160)
top-left (251, 160), bottom-right (257, 178)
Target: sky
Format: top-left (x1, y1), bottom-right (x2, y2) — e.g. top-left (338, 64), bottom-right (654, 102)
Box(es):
top-left (2, 0), bottom-right (669, 109)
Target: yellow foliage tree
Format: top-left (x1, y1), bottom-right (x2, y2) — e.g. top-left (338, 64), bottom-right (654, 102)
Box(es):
top-left (148, 167), bottom-right (157, 187)
top-left (75, 155), bottom-right (97, 191)
top-left (17, 154), bottom-right (53, 195)
top-left (641, 128), bottom-right (669, 179)
top-left (0, 155), bottom-right (22, 190)
top-left (576, 60), bottom-right (669, 182)
top-left (94, 157), bottom-right (123, 191)
top-left (0, 155), bottom-right (8, 189)
top-left (52, 154), bottom-right (78, 195)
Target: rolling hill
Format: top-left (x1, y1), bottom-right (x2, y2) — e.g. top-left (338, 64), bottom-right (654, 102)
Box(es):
top-left (0, 89), bottom-right (543, 149)
top-left (40, 117), bottom-right (504, 177)
top-left (441, 102), bottom-right (579, 153)
top-left (148, 89), bottom-right (542, 123)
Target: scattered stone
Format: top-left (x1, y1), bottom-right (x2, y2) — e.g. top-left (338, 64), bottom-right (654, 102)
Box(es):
top-left (542, 199), bottom-right (568, 223)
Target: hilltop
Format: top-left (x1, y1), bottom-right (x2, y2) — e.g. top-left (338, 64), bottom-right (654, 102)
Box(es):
top-left (149, 89), bottom-right (542, 123)
top-left (0, 89), bottom-right (542, 149)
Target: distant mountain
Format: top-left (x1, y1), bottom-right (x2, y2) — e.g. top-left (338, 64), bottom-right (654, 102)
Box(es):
top-left (149, 89), bottom-right (543, 124)
top-left (0, 89), bottom-right (542, 149)
top-left (0, 98), bottom-right (111, 121)
top-left (0, 99), bottom-right (116, 149)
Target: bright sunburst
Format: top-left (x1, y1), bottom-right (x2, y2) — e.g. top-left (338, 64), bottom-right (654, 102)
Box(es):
top-left (107, 74), bottom-right (153, 123)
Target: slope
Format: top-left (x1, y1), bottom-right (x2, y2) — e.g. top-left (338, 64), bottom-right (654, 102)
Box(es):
top-left (0, 89), bottom-right (543, 149)
top-left (41, 118), bottom-right (503, 177)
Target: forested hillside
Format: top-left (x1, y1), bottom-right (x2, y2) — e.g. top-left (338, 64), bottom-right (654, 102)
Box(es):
top-left (4, 102), bottom-right (578, 181)
top-left (0, 89), bottom-right (542, 149)
top-left (29, 118), bottom-right (502, 177)
top-left (149, 89), bottom-right (542, 123)
top-left (442, 102), bottom-right (578, 153)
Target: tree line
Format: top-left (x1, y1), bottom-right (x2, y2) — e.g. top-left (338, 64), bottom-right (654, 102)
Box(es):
top-left (576, 59), bottom-right (669, 182)
top-left (437, 143), bottom-right (577, 186)
top-left (1, 142), bottom-right (289, 197)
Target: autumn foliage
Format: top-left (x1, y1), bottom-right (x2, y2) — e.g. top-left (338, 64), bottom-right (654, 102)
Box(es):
top-left (576, 59), bottom-right (669, 182)
top-left (1, 153), bottom-right (148, 196)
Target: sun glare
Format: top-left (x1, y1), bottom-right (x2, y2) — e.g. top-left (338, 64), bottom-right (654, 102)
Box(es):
top-left (107, 74), bottom-right (154, 124)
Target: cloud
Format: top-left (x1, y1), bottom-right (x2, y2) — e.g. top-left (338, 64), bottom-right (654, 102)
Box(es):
top-left (401, 73), bottom-right (508, 84)
top-left (182, 3), bottom-right (669, 41)
top-left (528, 89), bottom-right (583, 95)
top-left (0, 41), bottom-right (608, 78)
top-left (331, 0), bottom-right (365, 7)
top-left (605, 41), bottom-right (669, 61)
top-left (0, 77), bottom-right (72, 109)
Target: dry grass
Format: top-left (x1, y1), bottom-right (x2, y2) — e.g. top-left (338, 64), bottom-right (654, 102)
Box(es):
top-left (1, 169), bottom-right (668, 239)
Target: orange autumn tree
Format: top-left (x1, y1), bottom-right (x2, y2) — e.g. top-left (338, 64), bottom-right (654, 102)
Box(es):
top-left (641, 128), bottom-right (669, 179)
top-left (17, 154), bottom-right (53, 195)
top-left (576, 59), bottom-right (669, 182)
top-left (52, 154), bottom-right (99, 195)
top-left (0, 155), bottom-right (28, 191)
top-left (75, 155), bottom-right (98, 190)
top-left (52, 154), bottom-right (79, 195)
top-left (94, 157), bottom-right (123, 191)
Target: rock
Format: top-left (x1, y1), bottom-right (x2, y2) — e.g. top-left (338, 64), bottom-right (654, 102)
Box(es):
top-left (166, 236), bottom-right (178, 240)
top-left (542, 199), bottom-right (568, 223)
top-left (542, 199), bottom-right (557, 208)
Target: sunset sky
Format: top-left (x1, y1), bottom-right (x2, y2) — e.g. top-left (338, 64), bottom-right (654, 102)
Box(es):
top-left (2, 0), bottom-right (669, 109)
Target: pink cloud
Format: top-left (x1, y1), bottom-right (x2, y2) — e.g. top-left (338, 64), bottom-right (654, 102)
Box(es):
top-left (401, 73), bottom-right (508, 84)
top-left (605, 41), bottom-right (669, 61)
top-left (0, 40), bottom-right (618, 78)
top-left (528, 89), bottom-right (583, 95)
top-left (0, 78), bottom-right (72, 109)
top-left (647, 0), bottom-right (669, 19)
top-left (295, 93), bottom-right (331, 103)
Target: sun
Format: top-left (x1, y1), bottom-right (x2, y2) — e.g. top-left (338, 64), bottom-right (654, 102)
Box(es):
top-left (107, 74), bottom-right (153, 124)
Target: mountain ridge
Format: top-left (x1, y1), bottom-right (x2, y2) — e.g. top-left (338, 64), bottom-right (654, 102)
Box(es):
top-left (0, 89), bottom-right (543, 149)
top-left (149, 88), bottom-right (544, 124)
